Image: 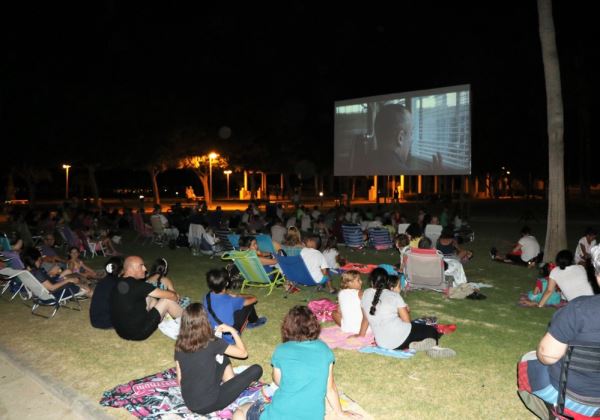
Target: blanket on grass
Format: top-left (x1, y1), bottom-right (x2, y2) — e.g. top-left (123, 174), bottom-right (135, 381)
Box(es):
top-left (518, 293), bottom-right (567, 308)
top-left (339, 263), bottom-right (379, 274)
top-left (319, 325), bottom-right (375, 350)
top-left (100, 367), bottom-right (374, 420)
top-left (99, 367), bottom-right (266, 419)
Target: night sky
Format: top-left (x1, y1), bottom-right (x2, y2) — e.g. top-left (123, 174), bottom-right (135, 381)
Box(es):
top-left (3, 1), bottom-right (599, 195)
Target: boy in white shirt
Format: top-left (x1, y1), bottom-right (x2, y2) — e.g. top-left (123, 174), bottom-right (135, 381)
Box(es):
top-left (300, 234), bottom-right (337, 293)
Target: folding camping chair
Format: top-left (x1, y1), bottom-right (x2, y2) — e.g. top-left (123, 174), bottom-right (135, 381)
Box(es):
top-left (276, 254), bottom-right (325, 299)
top-left (226, 234), bottom-right (240, 250)
top-left (342, 224), bottom-right (364, 249)
top-left (402, 248), bottom-right (449, 293)
top-left (424, 225), bottom-right (443, 248)
top-left (368, 227), bottom-right (394, 250)
top-left (554, 342), bottom-right (600, 419)
top-left (9, 270), bottom-right (86, 318)
top-left (397, 223), bottom-right (410, 234)
top-left (0, 267), bottom-right (28, 300)
top-left (221, 251), bottom-right (284, 296)
top-left (132, 212), bottom-right (153, 244)
top-left (150, 215), bottom-right (167, 246)
top-left (255, 234), bottom-right (277, 255)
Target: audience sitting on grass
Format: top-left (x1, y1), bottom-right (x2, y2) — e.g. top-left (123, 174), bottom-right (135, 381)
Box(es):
top-left (111, 255), bottom-right (183, 341)
top-left (175, 303), bottom-right (263, 416)
top-left (405, 223), bottom-right (423, 248)
top-left (203, 268), bottom-right (267, 344)
top-left (526, 263), bottom-right (562, 307)
top-left (436, 227), bottom-right (473, 262)
top-left (281, 226), bottom-right (303, 248)
top-left (234, 305), bottom-right (357, 420)
top-left (300, 234), bottom-right (337, 294)
top-left (22, 247), bottom-right (92, 298)
top-left (574, 227), bottom-right (597, 265)
top-left (361, 267), bottom-right (456, 358)
top-left (394, 233), bottom-right (411, 269)
top-left (146, 258), bottom-right (179, 297)
top-left (535, 249), bottom-right (594, 308)
top-left (67, 246), bottom-right (99, 282)
top-left (322, 236), bottom-right (344, 274)
top-left (90, 256), bottom-right (123, 329)
top-left (490, 226), bottom-right (541, 267)
top-left (332, 270), bottom-right (368, 336)
top-left (517, 245), bottom-right (600, 419)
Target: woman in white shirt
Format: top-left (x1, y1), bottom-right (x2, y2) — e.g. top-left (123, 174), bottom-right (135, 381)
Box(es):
top-left (538, 249), bottom-right (594, 307)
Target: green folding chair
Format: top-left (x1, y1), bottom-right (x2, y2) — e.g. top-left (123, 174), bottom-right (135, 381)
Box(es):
top-left (222, 250), bottom-right (285, 296)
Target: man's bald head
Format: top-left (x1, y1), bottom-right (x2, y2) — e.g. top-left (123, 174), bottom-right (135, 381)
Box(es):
top-left (123, 256), bottom-right (146, 279)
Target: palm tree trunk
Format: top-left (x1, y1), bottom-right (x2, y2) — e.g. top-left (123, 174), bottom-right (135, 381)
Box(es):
top-left (538, 0), bottom-right (567, 262)
top-left (149, 168), bottom-right (161, 205)
top-left (87, 165), bottom-right (100, 205)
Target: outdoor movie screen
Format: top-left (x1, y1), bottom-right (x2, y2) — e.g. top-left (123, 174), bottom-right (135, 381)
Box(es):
top-left (334, 84), bottom-right (471, 176)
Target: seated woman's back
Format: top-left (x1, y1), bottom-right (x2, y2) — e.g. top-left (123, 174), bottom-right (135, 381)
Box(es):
top-left (550, 264), bottom-right (593, 301)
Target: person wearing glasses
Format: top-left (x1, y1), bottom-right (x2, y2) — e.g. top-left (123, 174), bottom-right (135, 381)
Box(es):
top-left (110, 255), bottom-right (183, 341)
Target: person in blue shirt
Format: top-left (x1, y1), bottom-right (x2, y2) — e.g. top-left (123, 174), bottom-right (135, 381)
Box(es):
top-left (203, 268), bottom-right (267, 344)
top-left (234, 306), bottom-right (358, 420)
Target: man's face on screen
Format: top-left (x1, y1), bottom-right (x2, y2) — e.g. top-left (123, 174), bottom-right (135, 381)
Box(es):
top-left (394, 113), bottom-right (413, 163)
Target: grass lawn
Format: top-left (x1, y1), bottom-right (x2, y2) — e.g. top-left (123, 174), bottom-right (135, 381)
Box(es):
top-left (0, 218), bottom-right (591, 419)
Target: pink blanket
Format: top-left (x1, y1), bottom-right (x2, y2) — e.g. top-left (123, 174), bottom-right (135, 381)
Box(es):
top-left (339, 263), bottom-right (379, 274)
top-left (319, 325), bottom-right (375, 350)
top-left (308, 299), bottom-right (338, 322)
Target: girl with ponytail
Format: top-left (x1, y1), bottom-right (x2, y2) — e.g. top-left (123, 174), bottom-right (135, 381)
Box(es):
top-left (360, 268), bottom-right (455, 358)
top-left (537, 249), bottom-right (594, 307)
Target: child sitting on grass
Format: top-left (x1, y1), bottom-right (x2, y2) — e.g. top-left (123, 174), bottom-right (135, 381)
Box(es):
top-left (361, 268), bottom-right (456, 358)
top-left (332, 270), bottom-right (368, 336)
top-left (203, 268), bottom-right (267, 344)
top-left (175, 303), bottom-right (262, 415)
top-left (234, 306), bottom-right (358, 419)
top-left (525, 263), bottom-right (561, 306)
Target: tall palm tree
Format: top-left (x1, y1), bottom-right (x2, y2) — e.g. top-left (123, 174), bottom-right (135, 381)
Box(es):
top-left (538, 0), bottom-right (566, 261)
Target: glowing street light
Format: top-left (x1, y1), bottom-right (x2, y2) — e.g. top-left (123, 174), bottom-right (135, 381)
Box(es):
top-left (209, 152), bottom-right (218, 204)
top-left (223, 170), bottom-right (232, 199)
top-left (62, 164), bottom-right (71, 200)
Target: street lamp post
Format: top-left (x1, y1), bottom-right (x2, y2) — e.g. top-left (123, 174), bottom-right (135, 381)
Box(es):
top-left (208, 152), bottom-right (218, 205)
top-left (62, 164), bottom-right (71, 200)
top-left (223, 170), bottom-right (232, 199)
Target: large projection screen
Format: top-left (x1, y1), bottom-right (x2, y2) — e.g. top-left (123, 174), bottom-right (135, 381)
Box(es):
top-left (334, 84), bottom-right (471, 176)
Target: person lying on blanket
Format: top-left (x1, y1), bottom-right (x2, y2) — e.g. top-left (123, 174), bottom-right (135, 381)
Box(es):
top-left (234, 306), bottom-right (360, 420)
top-left (175, 303), bottom-right (263, 415)
top-left (111, 256), bottom-right (183, 341)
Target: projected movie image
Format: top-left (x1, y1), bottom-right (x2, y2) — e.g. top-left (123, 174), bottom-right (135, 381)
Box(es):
top-left (334, 85), bottom-right (471, 176)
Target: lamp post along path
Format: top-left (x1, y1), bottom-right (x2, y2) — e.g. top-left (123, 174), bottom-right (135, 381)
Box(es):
top-left (62, 164), bottom-right (71, 200)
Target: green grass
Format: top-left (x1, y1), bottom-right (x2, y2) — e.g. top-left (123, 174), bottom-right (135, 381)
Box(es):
top-left (0, 219), bottom-right (589, 419)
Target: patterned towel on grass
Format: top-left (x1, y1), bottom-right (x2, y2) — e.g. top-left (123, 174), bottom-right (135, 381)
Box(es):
top-left (517, 293), bottom-right (567, 308)
top-left (359, 346), bottom-right (416, 359)
top-left (99, 367), bottom-right (266, 419)
top-left (319, 325), bottom-right (375, 350)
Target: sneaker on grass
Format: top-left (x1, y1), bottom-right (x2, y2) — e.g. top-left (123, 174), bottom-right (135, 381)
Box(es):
top-left (247, 316), bottom-right (267, 329)
top-left (426, 346), bottom-right (457, 359)
top-left (408, 338), bottom-right (436, 352)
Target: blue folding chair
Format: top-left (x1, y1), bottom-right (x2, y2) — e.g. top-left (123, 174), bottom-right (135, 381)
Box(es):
top-left (226, 234), bottom-right (240, 250)
top-left (279, 245), bottom-right (303, 256)
top-left (255, 234), bottom-right (276, 255)
top-left (276, 254), bottom-right (325, 299)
